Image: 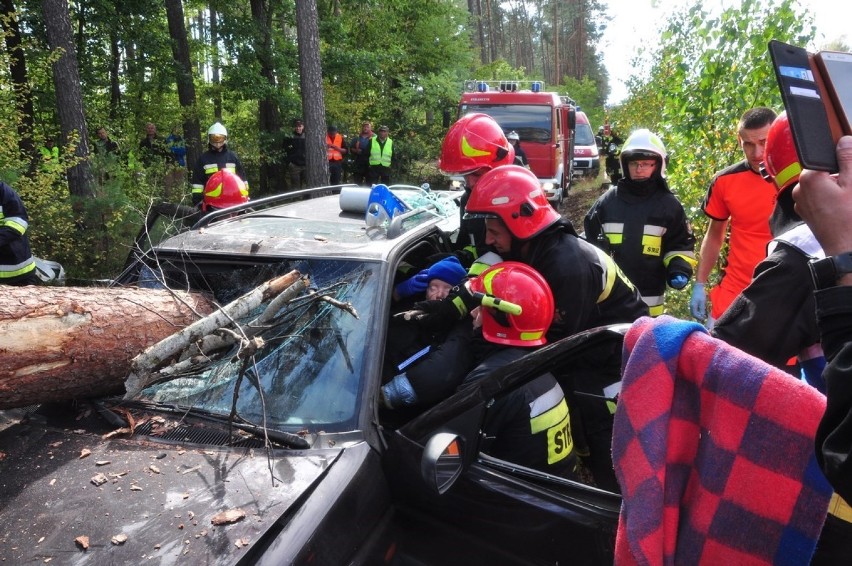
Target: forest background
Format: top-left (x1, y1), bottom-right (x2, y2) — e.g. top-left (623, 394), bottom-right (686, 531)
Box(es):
top-left (0, 0), bottom-right (846, 302)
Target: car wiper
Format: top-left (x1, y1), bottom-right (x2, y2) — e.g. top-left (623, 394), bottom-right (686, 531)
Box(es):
top-left (112, 400), bottom-right (310, 449)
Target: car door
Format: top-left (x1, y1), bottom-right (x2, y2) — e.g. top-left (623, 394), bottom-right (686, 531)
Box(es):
top-left (383, 325), bottom-right (627, 565)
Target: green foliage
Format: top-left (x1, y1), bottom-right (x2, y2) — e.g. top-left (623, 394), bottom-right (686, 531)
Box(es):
top-left (609, 0), bottom-right (814, 319)
top-left (8, 0), bottom-right (808, 304)
top-left (557, 76), bottom-right (606, 129)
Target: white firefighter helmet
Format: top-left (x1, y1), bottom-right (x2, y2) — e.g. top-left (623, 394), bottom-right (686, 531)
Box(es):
top-left (619, 128), bottom-right (667, 179)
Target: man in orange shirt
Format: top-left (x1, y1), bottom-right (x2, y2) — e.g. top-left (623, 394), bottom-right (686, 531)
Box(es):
top-left (326, 124), bottom-right (347, 185)
top-left (690, 107), bottom-right (777, 328)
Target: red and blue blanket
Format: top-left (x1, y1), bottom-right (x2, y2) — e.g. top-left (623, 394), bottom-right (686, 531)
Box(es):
top-left (613, 316), bottom-right (832, 565)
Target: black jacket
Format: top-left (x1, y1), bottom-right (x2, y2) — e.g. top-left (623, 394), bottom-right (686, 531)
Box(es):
top-left (584, 177), bottom-right (695, 313)
top-left (0, 182), bottom-right (36, 285)
top-left (284, 131), bottom-right (307, 167)
top-left (814, 285), bottom-right (852, 503)
top-left (712, 226), bottom-right (820, 369)
top-left (520, 220), bottom-right (649, 341)
top-left (461, 346), bottom-right (578, 479)
top-left (713, 190), bottom-right (822, 370)
top-left (190, 145), bottom-right (249, 205)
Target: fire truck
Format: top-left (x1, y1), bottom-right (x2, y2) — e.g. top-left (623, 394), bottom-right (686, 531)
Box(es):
top-left (455, 80), bottom-right (577, 205)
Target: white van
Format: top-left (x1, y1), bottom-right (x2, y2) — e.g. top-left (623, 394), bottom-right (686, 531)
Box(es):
top-left (572, 111), bottom-right (600, 179)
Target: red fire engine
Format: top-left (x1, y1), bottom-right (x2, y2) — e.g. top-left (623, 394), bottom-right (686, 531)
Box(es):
top-left (455, 80), bottom-right (576, 205)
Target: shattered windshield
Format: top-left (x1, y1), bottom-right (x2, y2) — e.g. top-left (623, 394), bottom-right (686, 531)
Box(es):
top-left (133, 258), bottom-right (379, 432)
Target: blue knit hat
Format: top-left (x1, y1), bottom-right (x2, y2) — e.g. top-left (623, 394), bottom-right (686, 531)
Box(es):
top-left (427, 256), bottom-right (467, 286)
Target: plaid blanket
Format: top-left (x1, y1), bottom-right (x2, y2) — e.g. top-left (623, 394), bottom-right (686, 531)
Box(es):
top-left (613, 315), bottom-right (832, 566)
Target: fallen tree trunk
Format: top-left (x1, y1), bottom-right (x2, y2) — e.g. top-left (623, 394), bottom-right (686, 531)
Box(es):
top-left (0, 286), bottom-right (216, 409)
top-left (124, 270), bottom-right (307, 398)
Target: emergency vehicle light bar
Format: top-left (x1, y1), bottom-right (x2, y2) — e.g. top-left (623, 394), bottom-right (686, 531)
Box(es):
top-left (465, 80), bottom-right (547, 93)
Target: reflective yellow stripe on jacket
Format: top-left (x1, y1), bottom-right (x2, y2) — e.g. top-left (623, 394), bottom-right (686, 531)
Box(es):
top-left (0, 258), bottom-right (36, 278)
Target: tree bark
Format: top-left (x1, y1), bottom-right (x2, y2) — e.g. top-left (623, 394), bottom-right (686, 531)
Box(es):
top-left (165, 0), bottom-right (201, 177)
top-left (209, 4), bottom-right (222, 120)
top-left (124, 271), bottom-right (305, 397)
top-left (0, 0), bottom-right (35, 160)
top-left (294, 0), bottom-right (328, 189)
top-left (250, 0), bottom-right (282, 197)
top-left (41, 0), bottom-right (94, 198)
top-left (0, 287), bottom-right (216, 409)
top-left (109, 31), bottom-right (121, 119)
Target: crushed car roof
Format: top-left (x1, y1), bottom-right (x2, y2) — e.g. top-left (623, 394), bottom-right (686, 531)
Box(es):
top-left (155, 187), bottom-right (461, 261)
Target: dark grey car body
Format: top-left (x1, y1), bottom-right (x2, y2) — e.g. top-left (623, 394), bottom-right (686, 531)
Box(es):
top-left (0, 186), bottom-right (623, 565)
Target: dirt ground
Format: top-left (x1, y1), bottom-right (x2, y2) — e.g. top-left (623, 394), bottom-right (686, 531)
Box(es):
top-left (561, 172), bottom-right (611, 229)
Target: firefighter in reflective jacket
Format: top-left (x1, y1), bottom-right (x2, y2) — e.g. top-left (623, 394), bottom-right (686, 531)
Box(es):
top-left (191, 122), bottom-right (249, 206)
top-left (0, 181), bottom-right (38, 286)
top-left (458, 262), bottom-right (579, 479)
top-left (463, 165), bottom-right (649, 342)
top-left (583, 129), bottom-right (696, 316)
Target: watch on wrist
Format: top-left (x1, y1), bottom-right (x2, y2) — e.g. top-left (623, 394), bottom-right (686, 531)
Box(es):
top-left (809, 252), bottom-right (852, 290)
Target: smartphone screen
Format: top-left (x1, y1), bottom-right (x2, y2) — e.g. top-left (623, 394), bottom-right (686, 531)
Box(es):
top-left (769, 40), bottom-right (838, 172)
top-left (818, 51), bottom-right (852, 134)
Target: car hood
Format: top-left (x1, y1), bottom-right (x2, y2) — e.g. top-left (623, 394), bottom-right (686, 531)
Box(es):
top-left (0, 414), bottom-right (342, 565)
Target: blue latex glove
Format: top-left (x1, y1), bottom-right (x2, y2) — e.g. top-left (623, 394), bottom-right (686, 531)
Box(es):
top-left (690, 282), bottom-right (707, 321)
top-left (668, 272), bottom-right (689, 290)
top-left (800, 356), bottom-right (826, 394)
top-left (381, 374), bottom-right (419, 409)
top-left (395, 269), bottom-right (429, 298)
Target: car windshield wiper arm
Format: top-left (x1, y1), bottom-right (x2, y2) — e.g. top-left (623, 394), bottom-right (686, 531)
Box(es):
top-left (113, 400), bottom-right (311, 449)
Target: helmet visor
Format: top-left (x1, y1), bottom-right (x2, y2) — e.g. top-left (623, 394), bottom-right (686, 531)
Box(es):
top-left (209, 134), bottom-right (226, 144)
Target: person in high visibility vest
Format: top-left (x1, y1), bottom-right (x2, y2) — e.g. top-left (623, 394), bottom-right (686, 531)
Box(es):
top-left (326, 124), bottom-right (347, 185)
top-left (0, 181), bottom-right (38, 286)
top-left (368, 125), bottom-right (393, 185)
top-left (38, 137), bottom-right (60, 173)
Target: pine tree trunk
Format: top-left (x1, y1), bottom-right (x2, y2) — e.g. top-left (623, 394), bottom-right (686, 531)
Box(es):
top-left (165, 0), bottom-right (201, 176)
top-left (251, 0), bottom-right (282, 197)
top-left (42, 0), bottom-right (94, 198)
top-left (294, 0), bottom-right (329, 189)
top-left (0, 286), bottom-right (216, 409)
top-left (0, 0), bottom-right (36, 158)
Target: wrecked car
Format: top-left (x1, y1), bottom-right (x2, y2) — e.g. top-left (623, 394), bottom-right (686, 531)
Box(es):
top-left (0, 184), bottom-right (623, 565)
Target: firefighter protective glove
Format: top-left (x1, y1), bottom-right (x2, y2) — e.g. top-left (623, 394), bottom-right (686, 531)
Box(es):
top-left (395, 269), bottom-right (429, 298)
top-left (668, 272), bottom-right (689, 290)
top-left (407, 283), bottom-right (478, 330)
top-left (407, 298), bottom-right (465, 331)
top-left (689, 282), bottom-right (707, 321)
top-left (448, 283), bottom-right (481, 318)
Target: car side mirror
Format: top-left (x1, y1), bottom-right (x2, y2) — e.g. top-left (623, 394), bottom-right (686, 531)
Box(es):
top-left (421, 432), bottom-right (464, 495)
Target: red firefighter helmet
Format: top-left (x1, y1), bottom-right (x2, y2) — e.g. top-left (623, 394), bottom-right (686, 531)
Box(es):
top-left (439, 113), bottom-right (515, 174)
top-left (463, 165), bottom-right (560, 240)
top-left (761, 112), bottom-right (801, 193)
top-left (202, 170), bottom-right (249, 211)
top-left (468, 261), bottom-right (554, 347)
